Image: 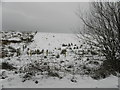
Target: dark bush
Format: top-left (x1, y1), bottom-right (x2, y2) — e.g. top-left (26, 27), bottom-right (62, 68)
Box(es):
top-left (35, 80), bottom-right (39, 84)
top-left (51, 54), bottom-right (55, 56)
top-left (44, 56), bottom-right (47, 58)
top-left (80, 45), bottom-right (83, 48)
top-left (2, 62), bottom-right (16, 70)
top-left (91, 67), bottom-right (110, 80)
top-left (44, 62), bottom-right (47, 65)
top-left (89, 61), bottom-right (99, 65)
top-left (86, 58), bottom-right (90, 61)
top-left (74, 44), bottom-right (76, 46)
top-left (76, 46), bottom-right (79, 49)
top-left (67, 65), bottom-right (73, 68)
top-left (1, 51), bottom-right (8, 58)
top-left (93, 61), bottom-right (99, 65)
top-left (36, 49), bottom-right (41, 54)
top-left (48, 71), bottom-right (60, 78)
top-left (41, 49), bottom-right (44, 53)
top-left (90, 51), bottom-right (98, 55)
top-left (22, 72), bottom-right (35, 81)
top-left (62, 44), bottom-right (67, 47)
top-left (82, 65), bottom-right (87, 69)
top-left (58, 48), bottom-right (61, 50)
top-left (60, 49), bottom-right (67, 55)
top-left (71, 78), bottom-right (77, 83)
top-left (14, 71), bottom-right (18, 74)
top-left (68, 43), bottom-right (71, 46)
top-left (56, 54), bottom-right (60, 58)
top-left (73, 47), bottom-right (76, 49)
top-left (8, 46), bottom-right (16, 52)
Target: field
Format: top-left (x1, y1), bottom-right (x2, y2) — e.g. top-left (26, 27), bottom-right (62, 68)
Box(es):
top-left (0, 31), bottom-right (118, 88)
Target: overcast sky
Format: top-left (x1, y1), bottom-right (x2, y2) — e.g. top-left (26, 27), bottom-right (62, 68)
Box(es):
top-left (2, 2), bottom-right (89, 33)
top-left (0, 2), bottom-right (2, 31)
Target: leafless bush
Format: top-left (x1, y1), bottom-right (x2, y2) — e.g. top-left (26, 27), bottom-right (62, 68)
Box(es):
top-left (76, 2), bottom-right (120, 76)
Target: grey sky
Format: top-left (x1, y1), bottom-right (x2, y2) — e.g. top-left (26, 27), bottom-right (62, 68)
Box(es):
top-left (0, 2), bottom-right (2, 31)
top-left (2, 2), bottom-right (89, 33)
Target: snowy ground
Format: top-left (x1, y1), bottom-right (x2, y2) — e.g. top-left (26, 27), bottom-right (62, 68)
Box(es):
top-left (30, 32), bottom-right (79, 50)
top-left (0, 72), bottom-right (118, 88)
top-left (0, 32), bottom-right (118, 88)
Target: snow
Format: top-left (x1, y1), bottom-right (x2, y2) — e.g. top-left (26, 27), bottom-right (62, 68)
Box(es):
top-left (0, 73), bottom-right (118, 88)
top-left (0, 32), bottom-right (118, 88)
top-left (31, 32), bottom-right (79, 50)
top-left (8, 37), bottom-right (21, 41)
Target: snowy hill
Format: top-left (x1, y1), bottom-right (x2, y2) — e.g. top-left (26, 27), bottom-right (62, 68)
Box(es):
top-left (29, 32), bottom-right (79, 50)
top-left (0, 32), bottom-right (118, 88)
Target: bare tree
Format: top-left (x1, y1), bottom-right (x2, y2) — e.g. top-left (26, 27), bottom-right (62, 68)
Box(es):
top-left (76, 2), bottom-right (120, 74)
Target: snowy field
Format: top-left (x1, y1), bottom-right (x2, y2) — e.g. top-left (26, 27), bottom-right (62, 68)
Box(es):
top-left (30, 32), bottom-right (79, 50)
top-left (0, 32), bottom-right (118, 88)
top-left (0, 73), bottom-right (118, 88)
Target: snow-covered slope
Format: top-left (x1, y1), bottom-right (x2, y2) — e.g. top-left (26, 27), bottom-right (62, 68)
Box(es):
top-left (29, 32), bottom-right (79, 50)
top-left (0, 32), bottom-right (118, 88)
top-left (1, 73), bottom-right (118, 88)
